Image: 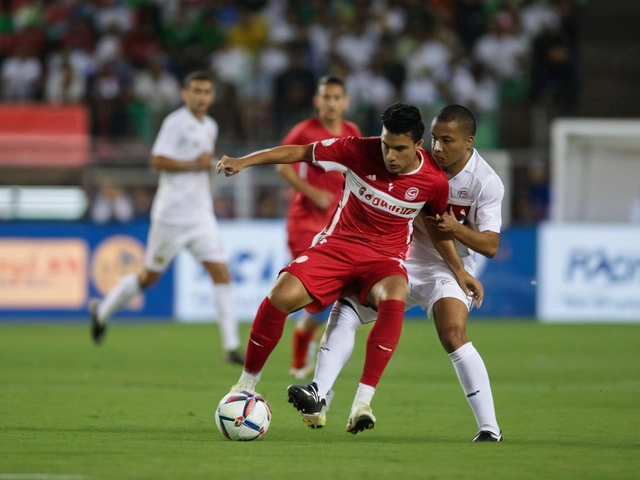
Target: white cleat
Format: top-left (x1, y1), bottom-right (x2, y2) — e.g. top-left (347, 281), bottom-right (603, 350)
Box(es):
top-left (346, 401), bottom-right (376, 435)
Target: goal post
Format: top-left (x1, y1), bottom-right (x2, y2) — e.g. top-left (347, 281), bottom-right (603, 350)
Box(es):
top-left (551, 119), bottom-right (640, 223)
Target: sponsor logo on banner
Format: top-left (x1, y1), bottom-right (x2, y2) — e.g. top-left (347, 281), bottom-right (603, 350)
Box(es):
top-left (538, 223), bottom-right (640, 322)
top-left (91, 235), bottom-right (145, 310)
top-left (0, 239), bottom-right (88, 308)
top-left (174, 221), bottom-right (290, 322)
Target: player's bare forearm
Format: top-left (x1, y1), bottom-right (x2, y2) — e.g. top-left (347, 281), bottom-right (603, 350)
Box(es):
top-left (424, 221), bottom-right (466, 278)
top-left (152, 153), bottom-right (212, 171)
top-left (217, 145), bottom-right (314, 177)
top-left (452, 226), bottom-right (499, 258)
top-left (277, 164), bottom-right (312, 193)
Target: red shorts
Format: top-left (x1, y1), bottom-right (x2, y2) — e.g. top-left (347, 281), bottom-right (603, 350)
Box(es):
top-left (287, 230), bottom-right (318, 259)
top-left (281, 237), bottom-right (408, 314)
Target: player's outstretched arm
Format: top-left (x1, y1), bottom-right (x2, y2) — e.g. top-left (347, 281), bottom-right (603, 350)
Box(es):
top-left (216, 145), bottom-right (314, 177)
top-left (152, 152), bottom-right (214, 171)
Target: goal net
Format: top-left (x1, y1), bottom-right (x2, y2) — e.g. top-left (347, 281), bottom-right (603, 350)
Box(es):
top-left (551, 119), bottom-right (640, 223)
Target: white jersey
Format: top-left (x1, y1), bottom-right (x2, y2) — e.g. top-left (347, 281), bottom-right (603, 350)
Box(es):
top-left (411, 149), bottom-right (504, 273)
top-left (150, 106), bottom-right (218, 225)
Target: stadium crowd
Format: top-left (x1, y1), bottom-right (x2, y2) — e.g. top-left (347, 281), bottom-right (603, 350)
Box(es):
top-left (0, 0), bottom-right (581, 222)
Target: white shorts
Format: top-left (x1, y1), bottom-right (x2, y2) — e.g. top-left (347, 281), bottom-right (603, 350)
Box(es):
top-left (144, 217), bottom-right (227, 272)
top-left (343, 255), bottom-right (473, 325)
top-left (404, 255), bottom-right (473, 320)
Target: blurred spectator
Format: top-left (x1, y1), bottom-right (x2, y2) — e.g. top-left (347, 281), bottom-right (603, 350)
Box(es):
top-left (210, 39), bottom-right (252, 90)
top-left (133, 57), bottom-right (181, 132)
top-left (227, 7), bottom-right (269, 55)
top-left (450, 59), bottom-right (498, 114)
top-left (90, 62), bottom-right (130, 139)
top-left (455, 0), bottom-right (486, 52)
top-left (530, 13), bottom-right (579, 109)
top-left (628, 190), bottom-right (640, 224)
top-left (91, 179), bottom-right (134, 225)
top-left (473, 14), bottom-right (528, 82)
top-left (45, 61), bottom-right (86, 104)
top-left (273, 45), bottom-right (316, 136)
top-left (519, 0), bottom-right (560, 42)
top-left (334, 20), bottom-right (379, 72)
top-left (1, 45), bottom-right (41, 101)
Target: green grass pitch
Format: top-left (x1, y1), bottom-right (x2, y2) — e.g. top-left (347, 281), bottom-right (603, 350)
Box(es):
top-left (1, 320), bottom-right (639, 480)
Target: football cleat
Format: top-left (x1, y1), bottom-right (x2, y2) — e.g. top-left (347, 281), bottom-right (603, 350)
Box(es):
top-left (346, 401), bottom-right (376, 434)
top-left (225, 350), bottom-right (245, 366)
top-left (472, 430), bottom-right (504, 442)
top-left (287, 382), bottom-right (327, 429)
top-left (89, 299), bottom-right (106, 345)
top-left (229, 380), bottom-right (257, 395)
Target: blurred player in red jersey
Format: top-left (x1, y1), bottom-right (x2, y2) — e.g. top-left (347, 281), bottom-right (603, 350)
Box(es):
top-left (277, 75), bottom-right (361, 380)
top-left (217, 103), bottom-right (483, 434)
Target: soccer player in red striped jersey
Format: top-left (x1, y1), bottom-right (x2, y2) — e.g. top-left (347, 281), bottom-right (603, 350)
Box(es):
top-left (216, 103), bottom-right (483, 433)
top-left (277, 75), bottom-right (361, 380)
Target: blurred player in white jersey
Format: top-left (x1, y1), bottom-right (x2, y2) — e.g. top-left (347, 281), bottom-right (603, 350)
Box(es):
top-left (289, 105), bottom-right (505, 441)
top-left (89, 71), bottom-right (244, 365)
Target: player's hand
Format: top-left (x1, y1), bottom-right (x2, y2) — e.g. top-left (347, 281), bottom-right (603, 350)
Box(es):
top-left (457, 271), bottom-right (484, 309)
top-left (196, 152), bottom-right (214, 169)
top-left (216, 155), bottom-right (244, 177)
top-left (307, 187), bottom-right (335, 210)
top-left (425, 207), bottom-right (459, 234)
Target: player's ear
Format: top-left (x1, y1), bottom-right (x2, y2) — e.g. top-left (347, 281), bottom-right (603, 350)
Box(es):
top-left (467, 135), bottom-right (475, 149)
top-left (416, 138), bottom-right (424, 149)
top-left (313, 93), bottom-right (321, 110)
top-left (180, 88), bottom-right (188, 104)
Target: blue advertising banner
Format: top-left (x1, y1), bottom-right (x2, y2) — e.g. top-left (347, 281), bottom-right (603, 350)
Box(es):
top-left (0, 220), bottom-right (173, 319)
top-left (405, 227), bottom-right (537, 319)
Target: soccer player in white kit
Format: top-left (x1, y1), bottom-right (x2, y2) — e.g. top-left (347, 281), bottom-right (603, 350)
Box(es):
top-left (89, 71), bottom-right (244, 365)
top-left (288, 105), bottom-right (505, 440)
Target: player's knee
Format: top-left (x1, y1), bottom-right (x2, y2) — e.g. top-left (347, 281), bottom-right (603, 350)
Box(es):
top-left (438, 325), bottom-right (468, 353)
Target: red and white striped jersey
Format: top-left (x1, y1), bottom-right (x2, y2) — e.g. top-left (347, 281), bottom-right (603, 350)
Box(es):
top-left (312, 136), bottom-right (449, 259)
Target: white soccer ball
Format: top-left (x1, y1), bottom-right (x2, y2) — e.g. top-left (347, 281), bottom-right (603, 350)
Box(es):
top-left (215, 391), bottom-right (272, 441)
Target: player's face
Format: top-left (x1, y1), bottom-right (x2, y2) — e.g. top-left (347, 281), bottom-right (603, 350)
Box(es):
top-left (430, 120), bottom-right (474, 172)
top-left (380, 127), bottom-right (424, 175)
top-left (182, 80), bottom-right (215, 116)
top-left (314, 83), bottom-right (348, 122)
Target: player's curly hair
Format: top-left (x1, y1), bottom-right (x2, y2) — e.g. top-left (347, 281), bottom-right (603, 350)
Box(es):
top-left (381, 102), bottom-right (425, 143)
top-left (434, 104), bottom-right (477, 137)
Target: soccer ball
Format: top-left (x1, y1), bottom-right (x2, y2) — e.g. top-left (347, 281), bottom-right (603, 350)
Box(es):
top-left (215, 391), bottom-right (272, 441)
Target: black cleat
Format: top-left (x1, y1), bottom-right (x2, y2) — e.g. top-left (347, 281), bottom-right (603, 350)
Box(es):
top-left (224, 350), bottom-right (245, 366)
top-left (287, 382), bottom-right (327, 428)
top-left (89, 299), bottom-right (106, 345)
top-left (472, 430), bottom-right (504, 442)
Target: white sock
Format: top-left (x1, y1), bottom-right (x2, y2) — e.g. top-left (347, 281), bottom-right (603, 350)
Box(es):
top-left (213, 283), bottom-right (240, 351)
top-left (238, 370), bottom-right (261, 388)
top-left (353, 383), bottom-right (376, 407)
top-left (449, 342), bottom-right (500, 435)
top-left (97, 274), bottom-right (141, 324)
top-left (313, 302), bottom-right (361, 399)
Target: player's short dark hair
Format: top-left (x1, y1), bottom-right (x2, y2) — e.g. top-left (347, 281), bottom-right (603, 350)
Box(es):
top-left (433, 104), bottom-right (477, 137)
top-left (183, 71), bottom-right (215, 88)
top-left (381, 102), bottom-right (425, 143)
top-left (317, 75), bottom-right (345, 91)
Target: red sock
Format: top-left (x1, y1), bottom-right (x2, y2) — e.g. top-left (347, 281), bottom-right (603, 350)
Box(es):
top-left (244, 297), bottom-right (289, 374)
top-left (360, 299), bottom-right (405, 388)
top-left (292, 325), bottom-right (317, 369)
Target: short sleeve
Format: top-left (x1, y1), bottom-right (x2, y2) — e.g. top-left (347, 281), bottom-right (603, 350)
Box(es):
top-left (430, 176), bottom-right (449, 217)
top-left (474, 176), bottom-right (504, 233)
top-left (151, 115), bottom-right (181, 158)
top-left (311, 137), bottom-right (356, 173)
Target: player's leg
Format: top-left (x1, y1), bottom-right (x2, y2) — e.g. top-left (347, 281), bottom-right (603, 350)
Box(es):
top-left (290, 309), bottom-right (326, 379)
top-left (345, 272), bottom-right (408, 434)
top-left (202, 261), bottom-right (243, 365)
top-left (188, 216), bottom-right (243, 364)
top-left (231, 272), bottom-right (314, 394)
top-left (432, 297), bottom-right (502, 441)
top-left (90, 221), bottom-right (180, 344)
top-left (90, 268), bottom-right (161, 344)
